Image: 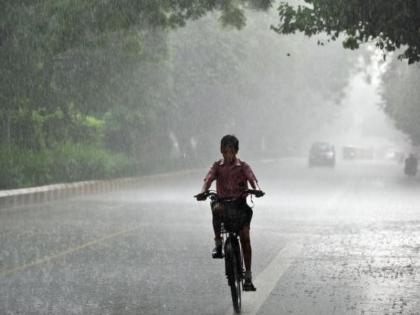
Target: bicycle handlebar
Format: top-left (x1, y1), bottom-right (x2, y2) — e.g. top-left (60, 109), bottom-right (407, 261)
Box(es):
top-left (194, 189), bottom-right (265, 201)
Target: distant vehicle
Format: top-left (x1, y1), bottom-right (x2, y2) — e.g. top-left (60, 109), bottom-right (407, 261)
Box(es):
top-left (308, 142), bottom-right (336, 167)
top-left (404, 154), bottom-right (418, 176)
top-left (385, 149), bottom-right (404, 163)
top-left (342, 145), bottom-right (373, 160)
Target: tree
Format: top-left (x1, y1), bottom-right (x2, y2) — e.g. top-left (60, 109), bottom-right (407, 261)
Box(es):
top-left (273, 0), bottom-right (420, 64)
top-left (381, 59), bottom-right (420, 144)
top-left (167, 9), bottom-right (358, 159)
top-left (0, 0), bottom-right (276, 146)
top-left (1, 0), bottom-right (281, 187)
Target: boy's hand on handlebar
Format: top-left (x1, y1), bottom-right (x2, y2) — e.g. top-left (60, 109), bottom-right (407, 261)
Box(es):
top-left (194, 192), bottom-right (207, 201)
top-left (253, 190), bottom-right (265, 198)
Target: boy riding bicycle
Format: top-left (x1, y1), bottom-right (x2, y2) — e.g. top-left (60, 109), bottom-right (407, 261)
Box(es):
top-left (195, 135), bottom-right (264, 291)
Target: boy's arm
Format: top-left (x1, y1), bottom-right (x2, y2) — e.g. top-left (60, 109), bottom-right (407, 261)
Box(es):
top-left (200, 182), bottom-right (211, 194)
top-left (200, 162), bottom-right (217, 193)
top-left (243, 162), bottom-right (261, 190)
top-left (249, 180), bottom-right (260, 190)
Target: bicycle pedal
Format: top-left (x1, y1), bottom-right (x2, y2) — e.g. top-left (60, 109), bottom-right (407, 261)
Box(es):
top-left (212, 252), bottom-right (224, 259)
top-left (243, 282), bottom-right (257, 291)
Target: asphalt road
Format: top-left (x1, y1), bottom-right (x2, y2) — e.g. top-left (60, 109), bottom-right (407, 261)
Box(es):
top-left (1, 158), bottom-right (420, 315)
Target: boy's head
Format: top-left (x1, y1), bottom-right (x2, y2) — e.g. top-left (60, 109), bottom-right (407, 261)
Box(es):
top-left (220, 135), bottom-right (239, 163)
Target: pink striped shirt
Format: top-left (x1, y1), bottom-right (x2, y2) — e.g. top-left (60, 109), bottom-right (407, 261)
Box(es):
top-left (203, 158), bottom-right (258, 198)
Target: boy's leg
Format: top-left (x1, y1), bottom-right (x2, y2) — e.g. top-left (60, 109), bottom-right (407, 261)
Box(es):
top-left (240, 225), bottom-right (256, 291)
top-left (239, 225), bottom-right (252, 273)
top-left (211, 202), bottom-right (224, 258)
top-left (240, 203), bottom-right (256, 291)
top-left (212, 207), bottom-right (222, 242)
top-left (240, 204), bottom-right (254, 271)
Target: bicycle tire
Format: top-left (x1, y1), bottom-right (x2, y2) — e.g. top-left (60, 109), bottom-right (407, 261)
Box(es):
top-left (225, 239), bottom-right (241, 313)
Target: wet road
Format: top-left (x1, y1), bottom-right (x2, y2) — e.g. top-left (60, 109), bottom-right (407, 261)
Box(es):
top-left (1, 158), bottom-right (420, 314)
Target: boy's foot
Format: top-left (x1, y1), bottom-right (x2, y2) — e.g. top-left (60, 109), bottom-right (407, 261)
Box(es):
top-left (243, 279), bottom-right (257, 291)
top-left (212, 244), bottom-right (224, 259)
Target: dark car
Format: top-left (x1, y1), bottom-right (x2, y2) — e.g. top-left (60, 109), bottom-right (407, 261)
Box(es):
top-left (308, 142), bottom-right (336, 167)
top-left (404, 153), bottom-right (418, 176)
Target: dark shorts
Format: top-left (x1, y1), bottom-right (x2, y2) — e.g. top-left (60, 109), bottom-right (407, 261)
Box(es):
top-left (211, 198), bottom-right (253, 228)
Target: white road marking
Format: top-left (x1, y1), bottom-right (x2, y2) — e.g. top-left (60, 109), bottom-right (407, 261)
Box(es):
top-left (225, 240), bottom-right (303, 315)
top-left (224, 184), bottom-right (347, 314)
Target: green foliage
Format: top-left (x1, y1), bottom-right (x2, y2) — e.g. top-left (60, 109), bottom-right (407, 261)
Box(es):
top-left (0, 148), bottom-right (27, 189)
top-left (219, 6), bottom-right (247, 29)
top-left (0, 1), bottom-right (362, 189)
top-left (342, 36), bottom-right (359, 50)
top-left (0, 146), bottom-right (51, 188)
top-left (49, 143), bottom-right (134, 182)
top-left (273, 0), bottom-right (420, 64)
top-left (0, 144), bottom-right (136, 189)
top-left (3, 105), bottom-right (105, 151)
top-left (381, 59), bottom-right (420, 144)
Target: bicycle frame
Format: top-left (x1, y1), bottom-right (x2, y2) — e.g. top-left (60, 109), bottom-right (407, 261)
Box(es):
top-left (222, 224), bottom-right (244, 285)
top-left (194, 189), bottom-right (264, 314)
top-left (220, 205), bottom-right (245, 314)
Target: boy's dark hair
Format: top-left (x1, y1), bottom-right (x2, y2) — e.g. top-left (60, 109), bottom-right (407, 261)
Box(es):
top-left (220, 134), bottom-right (239, 152)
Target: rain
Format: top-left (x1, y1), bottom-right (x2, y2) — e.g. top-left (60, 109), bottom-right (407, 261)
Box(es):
top-left (1, 1), bottom-right (420, 314)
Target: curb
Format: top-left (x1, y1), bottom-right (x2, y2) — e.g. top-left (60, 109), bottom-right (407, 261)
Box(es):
top-left (0, 169), bottom-right (202, 210)
top-left (0, 157), bottom-right (295, 210)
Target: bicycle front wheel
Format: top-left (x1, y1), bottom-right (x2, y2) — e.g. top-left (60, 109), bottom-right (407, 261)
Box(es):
top-left (226, 240), bottom-right (242, 313)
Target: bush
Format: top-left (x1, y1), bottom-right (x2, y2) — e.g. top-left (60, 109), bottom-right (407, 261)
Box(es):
top-left (49, 143), bottom-right (136, 182)
top-left (0, 148), bottom-right (26, 189)
top-left (0, 142), bottom-right (200, 190)
top-left (0, 144), bottom-right (136, 189)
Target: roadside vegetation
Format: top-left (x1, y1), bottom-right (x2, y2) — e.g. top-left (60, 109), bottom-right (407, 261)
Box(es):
top-left (1, 1), bottom-right (419, 189)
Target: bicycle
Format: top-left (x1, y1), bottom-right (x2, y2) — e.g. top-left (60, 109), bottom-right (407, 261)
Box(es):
top-left (195, 189), bottom-right (264, 314)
